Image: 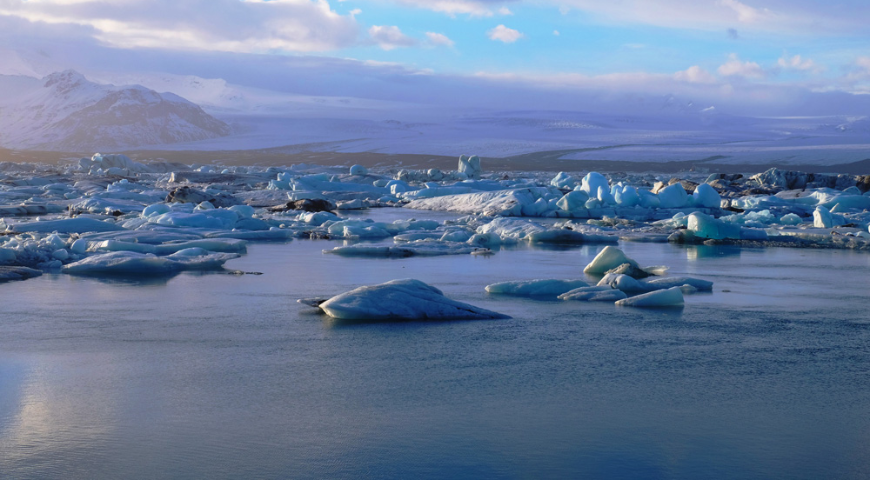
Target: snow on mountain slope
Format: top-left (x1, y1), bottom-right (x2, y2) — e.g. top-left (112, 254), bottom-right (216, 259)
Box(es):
top-left (94, 71), bottom-right (410, 116)
top-left (0, 70), bottom-right (231, 151)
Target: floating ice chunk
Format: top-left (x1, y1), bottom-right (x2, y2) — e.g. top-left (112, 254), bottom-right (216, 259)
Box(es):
top-left (95, 239), bottom-right (247, 255)
top-left (349, 165), bottom-right (368, 175)
top-left (325, 241), bottom-right (487, 257)
top-left (407, 187), bottom-right (558, 217)
top-left (388, 180), bottom-right (409, 194)
top-left (550, 172), bottom-right (575, 189)
top-left (11, 218), bottom-right (123, 234)
top-left (485, 279), bottom-right (589, 297)
top-left (0, 247), bottom-right (17, 263)
top-left (597, 273), bottom-right (650, 292)
top-left (458, 155), bottom-right (482, 180)
top-left (613, 185), bottom-right (640, 207)
top-left (228, 205), bottom-right (255, 218)
top-left (584, 246), bottom-right (639, 274)
top-left (440, 230), bottom-right (472, 242)
top-left (296, 211), bottom-right (340, 226)
top-left (580, 172), bottom-right (608, 198)
top-left (615, 287), bottom-right (684, 307)
top-left (0, 266), bottom-right (42, 282)
top-left (556, 191), bottom-right (590, 214)
top-left (693, 183), bottom-right (721, 208)
top-left (779, 213), bottom-right (803, 225)
top-left (143, 203), bottom-right (171, 218)
top-left (62, 250), bottom-right (239, 275)
top-left (687, 212), bottom-right (741, 240)
top-left (318, 279), bottom-right (508, 320)
top-left (813, 206), bottom-right (833, 228)
top-left (644, 276), bottom-right (713, 292)
top-left (657, 183), bottom-right (688, 209)
top-left (558, 286), bottom-right (628, 302)
top-left (638, 189), bottom-right (660, 208)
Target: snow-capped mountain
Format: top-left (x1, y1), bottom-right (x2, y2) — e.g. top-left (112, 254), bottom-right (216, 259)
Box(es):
top-left (0, 70), bottom-right (231, 151)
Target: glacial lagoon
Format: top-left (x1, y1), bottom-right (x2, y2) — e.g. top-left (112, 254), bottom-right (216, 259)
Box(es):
top-left (2, 207), bottom-right (869, 478)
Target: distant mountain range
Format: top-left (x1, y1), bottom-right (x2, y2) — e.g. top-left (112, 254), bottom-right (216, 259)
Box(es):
top-left (0, 70), bottom-right (231, 151)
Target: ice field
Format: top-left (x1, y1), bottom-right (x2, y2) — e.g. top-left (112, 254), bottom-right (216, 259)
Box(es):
top-left (1, 153), bottom-right (870, 477)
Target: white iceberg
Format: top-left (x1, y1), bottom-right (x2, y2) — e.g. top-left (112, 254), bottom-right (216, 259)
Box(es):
top-left (62, 250), bottom-right (240, 275)
top-left (318, 279), bottom-right (508, 320)
top-left (615, 287), bottom-right (684, 307)
top-left (583, 246), bottom-right (639, 274)
top-left (558, 286), bottom-right (628, 302)
top-left (485, 279), bottom-right (589, 296)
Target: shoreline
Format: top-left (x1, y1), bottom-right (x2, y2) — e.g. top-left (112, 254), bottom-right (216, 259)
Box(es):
top-left (2, 147), bottom-right (869, 175)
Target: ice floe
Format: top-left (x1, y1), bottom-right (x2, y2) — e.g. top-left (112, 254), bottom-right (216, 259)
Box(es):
top-left (316, 279), bottom-right (509, 320)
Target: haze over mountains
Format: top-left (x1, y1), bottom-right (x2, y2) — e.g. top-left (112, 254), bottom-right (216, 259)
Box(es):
top-left (0, 70), bottom-right (230, 151)
top-left (0, 60), bottom-right (868, 166)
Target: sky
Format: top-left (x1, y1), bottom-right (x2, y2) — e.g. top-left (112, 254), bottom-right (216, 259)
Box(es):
top-left (1, 0), bottom-right (869, 115)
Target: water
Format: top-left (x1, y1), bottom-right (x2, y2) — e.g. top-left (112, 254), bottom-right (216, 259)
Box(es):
top-left (1, 225), bottom-right (870, 479)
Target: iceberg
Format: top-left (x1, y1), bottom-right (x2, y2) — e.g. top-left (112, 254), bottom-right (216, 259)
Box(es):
top-left (558, 286), bottom-right (628, 302)
top-left (318, 279), bottom-right (508, 320)
top-left (0, 266), bottom-right (43, 282)
top-left (615, 287), bottom-right (685, 307)
top-left (324, 242), bottom-right (488, 257)
top-left (485, 279), bottom-right (590, 297)
top-left (584, 246), bottom-right (639, 274)
top-left (62, 250), bottom-right (240, 275)
top-left (10, 217), bottom-right (124, 234)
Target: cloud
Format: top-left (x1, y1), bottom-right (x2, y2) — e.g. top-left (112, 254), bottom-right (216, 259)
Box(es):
top-left (393, 0), bottom-right (516, 17)
top-left (718, 53), bottom-right (766, 78)
top-left (369, 25), bottom-right (417, 50)
top-left (487, 25), bottom-right (524, 43)
top-left (425, 32), bottom-right (455, 47)
top-left (718, 0), bottom-right (767, 23)
top-left (777, 54), bottom-right (822, 73)
top-left (674, 66), bottom-right (717, 84)
top-left (525, 0), bottom-right (870, 35)
top-left (0, 0), bottom-right (360, 53)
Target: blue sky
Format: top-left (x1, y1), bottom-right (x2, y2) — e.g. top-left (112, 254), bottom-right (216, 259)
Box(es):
top-left (1, 0), bottom-right (869, 113)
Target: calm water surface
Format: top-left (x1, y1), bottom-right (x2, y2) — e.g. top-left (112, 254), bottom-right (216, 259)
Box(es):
top-left (1, 211), bottom-right (869, 479)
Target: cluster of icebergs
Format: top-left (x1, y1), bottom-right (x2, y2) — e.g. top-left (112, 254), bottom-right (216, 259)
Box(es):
top-left (1, 152), bottom-right (869, 288)
top-left (303, 246), bottom-right (709, 321)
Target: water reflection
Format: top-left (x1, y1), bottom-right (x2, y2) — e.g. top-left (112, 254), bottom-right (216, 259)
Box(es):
top-left (685, 244), bottom-right (743, 261)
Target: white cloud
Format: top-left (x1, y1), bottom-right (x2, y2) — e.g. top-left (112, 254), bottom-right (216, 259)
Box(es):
top-left (777, 54), bottom-right (821, 73)
top-left (394, 0), bottom-right (512, 17)
top-left (369, 25), bottom-right (417, 50)
top-left (674, 66), bottom-right (717, 84)
top-left (718, 53), bottom-right (766, 78)
top-left (553, 30), bottom-right (560, 36)
top-left (487, 24), bottom-right (523, 43)
top-left (0, 0), bottom-right (359, 53)
top-left (718, 0), bottom-right (766, 23)
top-left (425, 32), bottom-right (455, 47)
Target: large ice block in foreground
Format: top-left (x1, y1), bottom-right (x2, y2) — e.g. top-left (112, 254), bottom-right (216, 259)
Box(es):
top-left (318, 279), bottom-right (509, 320)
